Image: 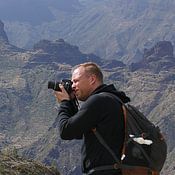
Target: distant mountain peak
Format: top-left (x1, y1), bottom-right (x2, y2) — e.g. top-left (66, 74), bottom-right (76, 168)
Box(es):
top-left (0, 20), bottom-right (9, 44)
top-left (33, 39), bottom-right (75, 53)
top-left (0, 20), bottom-right (25, 54)
top-left (29, 38), bottom-right (102, 66)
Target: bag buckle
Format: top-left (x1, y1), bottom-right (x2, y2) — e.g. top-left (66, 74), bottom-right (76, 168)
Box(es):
top-left (113, 163), bottom-right (120, 169)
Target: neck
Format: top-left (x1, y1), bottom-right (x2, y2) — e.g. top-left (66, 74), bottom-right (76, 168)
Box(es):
top-left (91, 83), bottom-right (103, 94)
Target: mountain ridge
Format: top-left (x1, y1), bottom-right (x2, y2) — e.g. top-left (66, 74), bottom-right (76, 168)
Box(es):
top-left (3, 0), bottom-right (175, 64)
top-left (0, 21), bottom-right (175, 174)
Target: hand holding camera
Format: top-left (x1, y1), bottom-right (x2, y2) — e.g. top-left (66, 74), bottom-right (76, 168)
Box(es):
top-left (48, 79), bottom-right (76, 103)
top-left (54, 84), bottom-right (70, 103)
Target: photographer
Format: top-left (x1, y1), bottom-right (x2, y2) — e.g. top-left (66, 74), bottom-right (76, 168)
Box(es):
top-left (54, 62), bottom-right (130, 175)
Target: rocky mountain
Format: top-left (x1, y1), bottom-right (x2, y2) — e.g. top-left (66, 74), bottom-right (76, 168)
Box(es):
top-left (0, 21), bottom-right (175, 175)
top-left (2, 0), bottom-right (175, 64)
top-left (31, 39), bottom-right (102, 66)
top-left (0, 0), bottom-right (81, 24)
top-left (130, 41), bottom-right (175, 72)
top-left (0, 20), bottom-right (24, 55)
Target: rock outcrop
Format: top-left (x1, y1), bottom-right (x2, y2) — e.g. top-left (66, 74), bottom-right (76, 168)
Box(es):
top-left (143, 41), bottom-right (173, 58)
top-left (31, 39), bottom-right (102, 66)
top-left (0, 20), bottom-right (8, 44)
top-left (0, 20), bottom-right (24, 54)
top-left (130, 41), bottom-right (175, 72)
top-left (0, 152), bottom-right (60, 175)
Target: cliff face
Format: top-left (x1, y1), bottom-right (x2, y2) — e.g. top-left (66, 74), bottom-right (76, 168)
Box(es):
top-left (0, 22), bottom-right (175, 175)
top-left (130, 41), bottom-right (175, 72)
top-left (31, 39), bottom-right (102, 66)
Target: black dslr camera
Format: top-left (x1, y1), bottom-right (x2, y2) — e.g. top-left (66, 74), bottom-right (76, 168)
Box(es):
top-left (48, 79), bottom-right (73, 94)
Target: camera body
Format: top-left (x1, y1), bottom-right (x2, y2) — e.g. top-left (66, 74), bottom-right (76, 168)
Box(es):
top-left (48, 79), bottom-right (73, 94)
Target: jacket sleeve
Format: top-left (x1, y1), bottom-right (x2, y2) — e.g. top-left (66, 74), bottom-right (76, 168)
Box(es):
top-left (57, 95), bottom-right (102, 140)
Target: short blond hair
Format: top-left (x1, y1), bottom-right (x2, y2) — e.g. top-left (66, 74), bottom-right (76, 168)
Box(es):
top-left (72, 62), bottom-right (103, 83)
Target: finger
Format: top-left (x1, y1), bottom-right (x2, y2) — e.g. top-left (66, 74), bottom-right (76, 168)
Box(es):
top-left (59, 84), bottom-right (67, 93)
top-left (54, 91), bottom-right (60, 97)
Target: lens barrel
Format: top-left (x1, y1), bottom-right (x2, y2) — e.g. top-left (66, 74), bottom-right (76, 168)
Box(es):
top-left (48, 81), bottom-right (61, 91)
top-left (48, 79), bottom-right (73, 93)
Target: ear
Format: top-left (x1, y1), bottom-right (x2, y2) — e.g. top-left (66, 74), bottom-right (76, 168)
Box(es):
top-left (89, 74), bottom-right (96, 85)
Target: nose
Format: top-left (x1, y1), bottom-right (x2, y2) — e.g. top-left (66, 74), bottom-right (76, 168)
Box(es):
top-left (72, 82), bottom-right (76, 90)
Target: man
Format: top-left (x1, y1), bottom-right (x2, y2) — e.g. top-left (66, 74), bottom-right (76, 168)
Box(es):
top-left (54, 62), bottom-right (130, 175)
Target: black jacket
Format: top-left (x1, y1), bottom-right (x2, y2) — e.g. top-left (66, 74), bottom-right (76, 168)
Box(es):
top-left (56, 84), bottom-right (130, 174)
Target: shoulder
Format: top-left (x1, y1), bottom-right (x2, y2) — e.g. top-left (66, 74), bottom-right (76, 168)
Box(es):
top-left (80, 93), bottom-right (107, 110)
top-left (87, 93), bottom-right (107, 103)
top-left (85, 92), bottom-right (120, 107)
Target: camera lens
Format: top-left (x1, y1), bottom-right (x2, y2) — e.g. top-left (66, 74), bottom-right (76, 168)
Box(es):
top-left (48, 81), bottom-right (61, 91)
